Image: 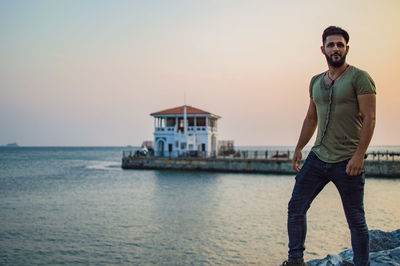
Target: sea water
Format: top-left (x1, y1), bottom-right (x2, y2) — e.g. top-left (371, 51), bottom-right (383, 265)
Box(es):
top-left (0, 147), bottom-right (399, 265)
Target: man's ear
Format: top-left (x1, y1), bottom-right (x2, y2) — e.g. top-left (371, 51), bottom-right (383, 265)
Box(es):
top-left (321, 45), bottom-right (325, 55)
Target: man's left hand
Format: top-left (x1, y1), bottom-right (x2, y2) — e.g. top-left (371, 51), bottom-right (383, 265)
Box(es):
top-left (346, 155), bottom-right (364, 176)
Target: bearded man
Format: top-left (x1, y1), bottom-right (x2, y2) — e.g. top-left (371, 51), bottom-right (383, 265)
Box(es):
top-left (281, 26), bottom-right (376, 266)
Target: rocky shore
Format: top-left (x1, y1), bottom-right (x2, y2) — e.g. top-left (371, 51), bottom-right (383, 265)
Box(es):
top-left (308, 229), bottom-right (400, 265)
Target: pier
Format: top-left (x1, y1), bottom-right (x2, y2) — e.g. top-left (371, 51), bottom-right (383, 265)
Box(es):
top-left (121, 105), bottom-right (400, 177)
top-left (122, 149), bottom-right (400, 178)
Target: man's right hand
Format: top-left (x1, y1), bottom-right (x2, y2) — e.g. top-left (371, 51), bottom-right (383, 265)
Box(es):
top-left (292, 149), bottom-right (302, 172)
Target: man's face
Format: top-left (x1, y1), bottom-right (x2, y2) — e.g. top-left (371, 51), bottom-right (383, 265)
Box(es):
top-left (321, 35), bottom-right (349, 67)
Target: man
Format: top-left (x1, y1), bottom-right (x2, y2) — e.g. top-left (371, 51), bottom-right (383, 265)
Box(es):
top-left (281, 26), bottom-right (376, 266)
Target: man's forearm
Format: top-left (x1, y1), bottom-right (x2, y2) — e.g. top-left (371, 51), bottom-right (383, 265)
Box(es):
top-left (346, 93), bottom-right (376, 176)
top-left (295, 117), bottom-right (317, 151)
top-left (353, 115), bottom-right (376, 158)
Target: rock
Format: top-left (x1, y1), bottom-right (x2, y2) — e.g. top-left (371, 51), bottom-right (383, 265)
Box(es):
top-left (369, 229), bottom-right (400, 252)
top-left (307, 230), bottom-right (400, 266)
top-left (307, 252), bottom-right (354, 266)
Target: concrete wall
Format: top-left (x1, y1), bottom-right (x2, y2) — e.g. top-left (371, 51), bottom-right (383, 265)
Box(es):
top-left (365, 160), bottom-right (400, 178)
top-left (123, 157), bottom-right (297, 175)
top-left (122, 157), bottom-right (400, 178)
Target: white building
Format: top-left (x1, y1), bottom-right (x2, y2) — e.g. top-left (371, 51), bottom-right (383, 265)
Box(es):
top-left (151, 105), bottom-right (220, 157)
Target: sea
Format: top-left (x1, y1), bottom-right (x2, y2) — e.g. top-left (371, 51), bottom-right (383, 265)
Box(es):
top-left (0, 146), bottom-right (399, 265)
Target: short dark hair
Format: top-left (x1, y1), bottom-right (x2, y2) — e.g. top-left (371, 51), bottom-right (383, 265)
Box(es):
top-left (322, 26), bottom-right (349, 44)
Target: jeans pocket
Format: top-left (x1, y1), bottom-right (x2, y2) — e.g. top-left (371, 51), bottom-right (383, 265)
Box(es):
top-left (348, 169), bottom-right (366, 185)
top-left (340, 158), bottom-right (351, 167)
top-left (307, 151), bottom-right (316, 159)
top-left (360, 169), bottom-right (366, 184)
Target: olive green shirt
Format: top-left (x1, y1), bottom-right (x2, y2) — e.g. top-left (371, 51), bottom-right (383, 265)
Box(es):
top-left (310, 65), bottom-right (376, 163)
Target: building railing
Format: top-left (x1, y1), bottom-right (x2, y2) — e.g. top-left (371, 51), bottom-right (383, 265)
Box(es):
top-left (367, 151), bottom-right (400, 161)
top-left (122, 149), bottom-right (298, 160)
top-left (154, 126), bottom-right (216, 132)
top-left (123, 149), bottom-right (400, 162)
top-left (123, 150), bottom-right (207, 158)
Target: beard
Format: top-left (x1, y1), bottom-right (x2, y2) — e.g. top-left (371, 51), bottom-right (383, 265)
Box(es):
top-left (325, 50), bottom-right (347, 68)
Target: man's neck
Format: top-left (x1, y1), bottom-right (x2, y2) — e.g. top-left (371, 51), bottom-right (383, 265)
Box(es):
top-left (328, 63), bottom-right (349, 79)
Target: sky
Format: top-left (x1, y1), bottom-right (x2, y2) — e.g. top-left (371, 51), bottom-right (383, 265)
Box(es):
top-left (1, 0), bottom-right (399, 146)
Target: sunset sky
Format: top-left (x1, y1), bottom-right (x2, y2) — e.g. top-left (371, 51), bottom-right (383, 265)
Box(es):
top-left (1, 0), bottom-right (399, 146)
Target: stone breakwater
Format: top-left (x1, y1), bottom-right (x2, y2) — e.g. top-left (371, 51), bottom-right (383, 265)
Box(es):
top-left (308, 229), bottom-right (400, 266)
top-left (122, 157), bottom-right (400, 177)
top-left (122, 157), bottom-right (295, 174)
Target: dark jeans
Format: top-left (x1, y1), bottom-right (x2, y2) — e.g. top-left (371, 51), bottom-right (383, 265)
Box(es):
top-left (287, 151), bottom-right (369, 266)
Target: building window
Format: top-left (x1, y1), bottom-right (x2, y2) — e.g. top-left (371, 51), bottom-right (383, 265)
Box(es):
top-left (167, 117), bottom-right (176, 127)
top-left (209, 118), bottom-right (216, 128)
top-left (196, 117), bottom-right (206, 126)
top-left (181, 142), bottom-right (187, 149)
top-left (188, 117), bottom-right (194, 126)
top-left (178, 117), bottom-right (184, 132)
top-left (201, 143), bottom-right (206, 152)
top-left (157, 118), bottom-right (165, 128)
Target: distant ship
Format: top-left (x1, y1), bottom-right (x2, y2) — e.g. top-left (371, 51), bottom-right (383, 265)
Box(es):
top-left (2, 142), bottom-right (20, 147)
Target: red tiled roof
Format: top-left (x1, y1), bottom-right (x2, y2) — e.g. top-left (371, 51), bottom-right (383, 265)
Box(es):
top-left (151, 105), bottom-right (219, 117)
